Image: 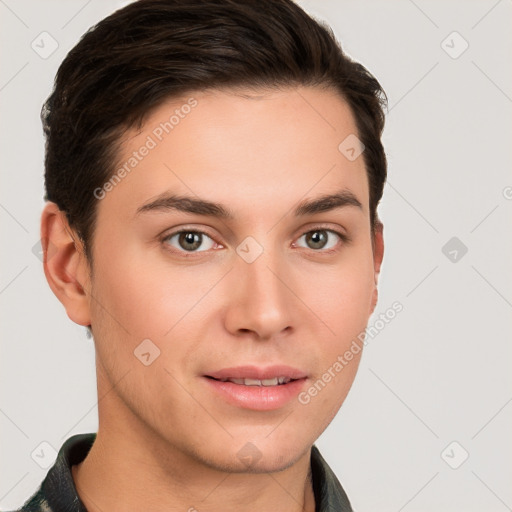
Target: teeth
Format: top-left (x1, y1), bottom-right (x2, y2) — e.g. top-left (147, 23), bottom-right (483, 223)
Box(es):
top-left (222, 376), bottom-right (292, 386)
top-left (228, 378), bottom-right (245, 385)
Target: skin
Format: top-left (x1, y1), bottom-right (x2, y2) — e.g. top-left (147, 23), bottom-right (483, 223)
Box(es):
top-left (42, 85), bottom-right (384, 512)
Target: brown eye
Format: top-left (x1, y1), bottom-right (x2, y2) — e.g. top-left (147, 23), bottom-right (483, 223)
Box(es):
top-left (179, 232), bottom-right (202, 251)
top-left (296, 229), bottom-right (342, 251)
top-left (164, 231), bottom-right (216, 252)
top-left (305, 231), bottom-right (328, 249)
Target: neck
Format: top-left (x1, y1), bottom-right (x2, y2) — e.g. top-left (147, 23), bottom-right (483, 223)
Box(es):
top-left (71, 396), bottom-right (316, 512)
top-left (72, 431), bottom-right (316, 512)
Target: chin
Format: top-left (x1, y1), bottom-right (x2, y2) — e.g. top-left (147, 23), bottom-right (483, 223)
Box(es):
top-left (198, 436), bottom-right (309, 474)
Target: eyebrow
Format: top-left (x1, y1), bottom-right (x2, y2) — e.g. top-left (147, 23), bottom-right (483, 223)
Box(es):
top-left (135, 189), bottom-right (363, 219)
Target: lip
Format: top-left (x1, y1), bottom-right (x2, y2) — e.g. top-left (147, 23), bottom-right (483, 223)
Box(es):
top-left (203, 365), bottom-right (308, 411)
top-left (205, 365), bottom-right (308, 381)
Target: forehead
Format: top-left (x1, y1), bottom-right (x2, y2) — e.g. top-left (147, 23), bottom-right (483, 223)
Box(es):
top-left (97, 86), bottom-right (369, 222)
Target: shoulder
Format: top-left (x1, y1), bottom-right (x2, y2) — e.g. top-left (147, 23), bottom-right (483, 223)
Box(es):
top-left (311, 444), bottom-right (354, 512)
top-left (2, 488), bottom-right (52, 512)
top-left (3, 433), bottom-right (96, 512)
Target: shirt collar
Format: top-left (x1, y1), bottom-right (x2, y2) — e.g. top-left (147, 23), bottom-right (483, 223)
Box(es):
top-left (18, 433), bottom-right (352, 512)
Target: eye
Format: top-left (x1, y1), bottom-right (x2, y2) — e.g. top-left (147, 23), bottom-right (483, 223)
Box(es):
top-left (295, 229), bottom-right (344, 251)
top-left (163, 230), bottom-right (217, 253)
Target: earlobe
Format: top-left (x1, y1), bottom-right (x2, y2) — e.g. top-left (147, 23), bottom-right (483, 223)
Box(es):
top-left (41, 202), bottom-right (92, 326)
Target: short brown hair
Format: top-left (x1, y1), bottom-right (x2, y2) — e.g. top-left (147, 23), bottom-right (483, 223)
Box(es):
top-left (42, 0), bottom-right (387, 262)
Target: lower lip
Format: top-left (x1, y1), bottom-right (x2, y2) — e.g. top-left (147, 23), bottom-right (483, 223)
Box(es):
top-left (203, 377), bottom-right (307, 411)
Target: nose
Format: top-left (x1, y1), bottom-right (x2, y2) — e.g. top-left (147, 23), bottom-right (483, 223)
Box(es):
top-left (223, 248), bottom-right (295, 341)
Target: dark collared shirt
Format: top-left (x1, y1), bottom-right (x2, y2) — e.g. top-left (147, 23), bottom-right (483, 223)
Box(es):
top-left (9, 433), bottom-right (353, 512)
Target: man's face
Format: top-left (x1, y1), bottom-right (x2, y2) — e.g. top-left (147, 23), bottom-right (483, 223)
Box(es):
top-left (82, 86), bottom-right (382, 472)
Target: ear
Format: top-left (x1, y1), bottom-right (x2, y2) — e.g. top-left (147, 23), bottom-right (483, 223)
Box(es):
top-left (41, 202), bottom-right (92, 326)
top-left (370, 220), bottom-right (384, 315)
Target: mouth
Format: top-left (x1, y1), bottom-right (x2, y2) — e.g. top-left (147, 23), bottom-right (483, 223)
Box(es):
top-left (202, 365), bottom-right (308, 411)
top-left (205, 376), bottom-right (297, 386)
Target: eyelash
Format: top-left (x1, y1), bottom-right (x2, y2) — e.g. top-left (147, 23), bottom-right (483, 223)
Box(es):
top-left (160, 225), bottom-right (351, 258)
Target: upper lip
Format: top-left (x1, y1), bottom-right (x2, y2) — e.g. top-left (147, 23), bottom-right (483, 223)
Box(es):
top-left (205, 365), bottom-right (308, 381)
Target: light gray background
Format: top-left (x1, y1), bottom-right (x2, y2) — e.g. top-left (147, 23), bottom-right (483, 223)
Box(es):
top-left (1, 1), bottom-right (511, 510)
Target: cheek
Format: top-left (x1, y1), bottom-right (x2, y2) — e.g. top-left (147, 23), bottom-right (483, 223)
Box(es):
top-left (300, 253), bottom-right (375, 388)
top-left (299, 260), bottom-right (373, 417)
top-left (305, 253), bottom-right (375, 331)
top-left (95, 267), bottom-right (161, 330)
top-left (89, 239), bottom-right (182, 337)
top-left (88, 243), bottom-right (229, 368)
